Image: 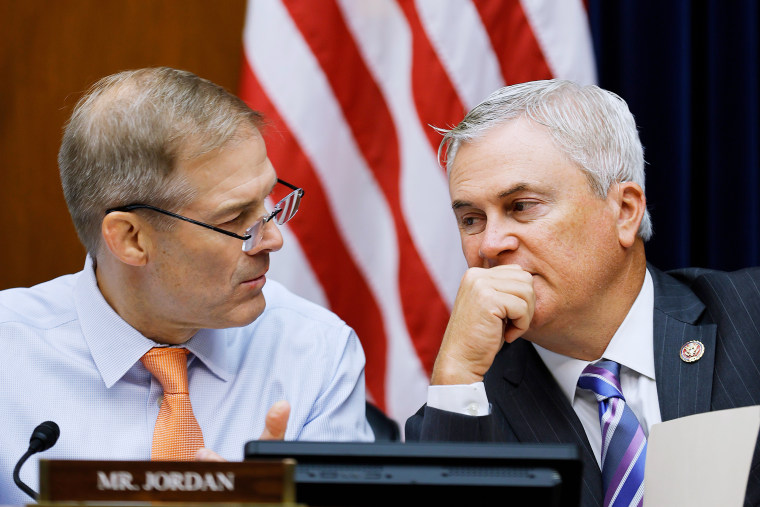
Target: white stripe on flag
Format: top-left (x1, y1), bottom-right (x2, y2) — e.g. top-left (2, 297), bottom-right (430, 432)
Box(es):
top-left (267, 221), bottom-right (329, 309)
top-left (415, 0), bottom-right (505, 110)
top-left (520, 0), bottom-right (597, 84)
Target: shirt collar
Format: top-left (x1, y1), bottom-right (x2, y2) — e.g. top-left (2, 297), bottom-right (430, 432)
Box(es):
top-left (74, 256), bottom-right (232, 388)
top-left (184, 329), bottom-right (232, 382)
top-left (534, 268), bottom-right (655, 404)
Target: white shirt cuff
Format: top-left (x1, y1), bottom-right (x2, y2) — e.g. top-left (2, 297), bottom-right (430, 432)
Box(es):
top-left (427, 382), bottom-right (490, 416)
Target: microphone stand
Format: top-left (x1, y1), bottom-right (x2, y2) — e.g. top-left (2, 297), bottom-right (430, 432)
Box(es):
top-left (13, 421), bottom-right (60, 501)
top-left (13, 447), bottom-right (39, 501)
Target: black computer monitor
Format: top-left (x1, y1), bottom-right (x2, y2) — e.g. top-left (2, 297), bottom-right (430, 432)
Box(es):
top-left (244, 441), bottom-right (582, 507)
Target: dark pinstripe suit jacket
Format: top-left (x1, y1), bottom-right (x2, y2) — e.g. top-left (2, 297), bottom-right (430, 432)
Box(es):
top-left (406, 266), bottom-right (760, 507)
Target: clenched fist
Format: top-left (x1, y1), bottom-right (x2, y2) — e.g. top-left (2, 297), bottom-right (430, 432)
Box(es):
top-left (431, 265), bottom-right (535, 386)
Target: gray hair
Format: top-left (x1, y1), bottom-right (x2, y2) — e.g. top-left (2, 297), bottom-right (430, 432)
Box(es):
top-left (58, 67), bottom-right (264, 256)
top-left (440, 79), bottom-right (652, 241)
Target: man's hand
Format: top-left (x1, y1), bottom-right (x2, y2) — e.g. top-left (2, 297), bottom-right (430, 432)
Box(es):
top-left (431, 265), bottom-right (535, 386)
top-left (195, 447), bottom-right (225, 461)
top-left (259, 400), bottom-right (290, 440)
top-left (194, 400), bottom-right (291, 462)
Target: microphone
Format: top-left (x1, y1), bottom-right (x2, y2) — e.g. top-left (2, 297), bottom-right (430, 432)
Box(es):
top-left (13, 421), bottom-right (60, 501)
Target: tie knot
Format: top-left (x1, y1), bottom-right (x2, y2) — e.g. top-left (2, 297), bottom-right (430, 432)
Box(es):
top-left (578, 359), bottom-right (625, 401)
top-left (140, 347), bottom-right (190, 394)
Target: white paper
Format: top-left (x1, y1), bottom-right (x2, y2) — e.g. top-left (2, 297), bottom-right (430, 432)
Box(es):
top-left (644, 405), bottom-right (760, 506)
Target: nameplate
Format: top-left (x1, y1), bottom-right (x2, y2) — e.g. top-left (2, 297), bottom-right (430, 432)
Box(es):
top-left (38, 459), bottom-right (295, 504)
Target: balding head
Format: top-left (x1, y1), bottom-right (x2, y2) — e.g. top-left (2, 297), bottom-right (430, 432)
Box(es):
top-left (59, 67), bottom-right (264, 256)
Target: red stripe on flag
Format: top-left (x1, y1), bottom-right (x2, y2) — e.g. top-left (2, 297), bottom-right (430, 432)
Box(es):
top-left (239, 58), bottom-right (389, 410)
top-left (283, 0), bottom-right (449, 375)
top-left (396, 0), bottom-right (467, 155)
top-left (473, 0), bottom-right (553, 83)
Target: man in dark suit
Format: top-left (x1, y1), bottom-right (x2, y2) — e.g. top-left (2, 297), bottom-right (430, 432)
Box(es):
top-left (405, 80), bottom-right (760, 506)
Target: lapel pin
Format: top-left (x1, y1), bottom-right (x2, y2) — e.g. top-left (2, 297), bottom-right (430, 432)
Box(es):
top-left (680, 340), bottom-right (705, 363)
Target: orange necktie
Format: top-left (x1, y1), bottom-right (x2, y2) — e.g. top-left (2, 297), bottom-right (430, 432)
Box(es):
top-left (140, 347), bottom-right (204, 460)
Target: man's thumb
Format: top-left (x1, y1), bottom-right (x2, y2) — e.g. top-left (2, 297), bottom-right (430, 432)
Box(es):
top-left (259, 400), bottom-right (290, 440)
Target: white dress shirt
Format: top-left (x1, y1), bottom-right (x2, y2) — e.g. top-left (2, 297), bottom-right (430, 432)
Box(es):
top-left (0, 256), bottom-right (373, 506)
top-left (428, 269), bottom-right (661, 466)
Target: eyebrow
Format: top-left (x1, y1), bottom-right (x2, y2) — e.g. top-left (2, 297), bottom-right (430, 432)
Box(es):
top-left (497, 184), bottom-right (528, 199)
top-left (206, 178), bottom-right (278, 222)
top-left (451, 183), bottom-right (529, 210)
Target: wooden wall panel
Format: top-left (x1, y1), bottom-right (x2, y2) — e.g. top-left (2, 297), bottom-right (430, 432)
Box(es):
top-left (0, 0), bottom-right (247, 289)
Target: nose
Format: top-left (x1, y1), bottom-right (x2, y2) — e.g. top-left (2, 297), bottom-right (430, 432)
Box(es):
top-left (247, 219), bottom-right (284, 255)
top-left (478, 219), bottom-right (519, 265)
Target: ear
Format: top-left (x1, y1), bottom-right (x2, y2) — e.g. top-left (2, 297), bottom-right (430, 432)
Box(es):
top-left (101, 212), bottom-right (151, 266)
top-left (611, 182), bottom-right (646, 248)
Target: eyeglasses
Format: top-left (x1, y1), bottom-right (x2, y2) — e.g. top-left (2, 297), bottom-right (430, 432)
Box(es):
top-left (105, 179), bottom-right (304, 252)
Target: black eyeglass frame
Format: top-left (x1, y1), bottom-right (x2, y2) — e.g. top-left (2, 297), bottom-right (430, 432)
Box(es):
top-left (105, 178), bottom-right (304, 245)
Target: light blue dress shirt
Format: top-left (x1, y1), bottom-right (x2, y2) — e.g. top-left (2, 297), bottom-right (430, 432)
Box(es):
top-left (0, 257), bottom-right (373, 505)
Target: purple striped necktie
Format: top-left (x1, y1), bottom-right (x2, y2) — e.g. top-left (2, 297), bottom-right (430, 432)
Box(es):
top-left (578, 360), bottom-right (647, 507)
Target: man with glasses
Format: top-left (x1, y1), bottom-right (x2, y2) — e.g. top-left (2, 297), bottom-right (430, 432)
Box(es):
top-left (0, 67), bottom-right (372, 505)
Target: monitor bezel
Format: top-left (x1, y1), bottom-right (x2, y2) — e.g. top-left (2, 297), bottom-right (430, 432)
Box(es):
top-left (244, 440), bottom-right (582, 506)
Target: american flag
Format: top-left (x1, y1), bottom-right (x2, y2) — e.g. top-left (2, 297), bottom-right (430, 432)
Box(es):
top-left (239, 0), bottom-right (596, 425)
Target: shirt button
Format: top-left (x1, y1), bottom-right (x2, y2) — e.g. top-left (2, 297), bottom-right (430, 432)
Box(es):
top-left (466, 403), bottom-right (478, 416)
top-left (157, 395), bottom-right (163, 407)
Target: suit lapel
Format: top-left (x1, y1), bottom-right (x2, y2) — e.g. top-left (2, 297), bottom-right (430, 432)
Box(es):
top-left (486, 340), bottom-right (603, 506)
top-left (490, 341), bottom-right (590, 446)
top-left (650, 266), bottom-right (717, 421)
